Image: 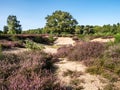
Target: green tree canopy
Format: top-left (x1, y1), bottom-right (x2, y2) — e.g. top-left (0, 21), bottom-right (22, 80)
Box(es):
top-left (44, 10), bottom-right (78, 34)
top-left (3, 25), bottom-right (8, 34)
top-left (7, 15), bottom-right (22, 34)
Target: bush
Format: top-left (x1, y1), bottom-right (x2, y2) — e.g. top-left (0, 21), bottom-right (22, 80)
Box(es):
top-left (48, 35), bottom-right (56, 44)
top-left (114, 33), bottom-right (120, 43)
top-left (105, 43), bottom-right (120, 60)
top-left (67, 42), bottom-right (105, 61)
top-left (86, 57), bottom-right (120, 82)
top-left (32, 35), bottom-right (55, 44)
top-left (0, 40), bottom-right (24, 49)
top-left (56, 45), bottom-right (73, 58)
top-left (10, 35), bottom-right (19, 41)
top-left (0, 51), bottom-right (67, 89)
top-left (56, 42), bottom-right (105, 61)
top-left (25, 39), bottom-right (44, 50)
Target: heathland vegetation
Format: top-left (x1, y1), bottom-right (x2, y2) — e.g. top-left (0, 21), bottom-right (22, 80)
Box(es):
top-left (0, 10), bottom-right (120, 89)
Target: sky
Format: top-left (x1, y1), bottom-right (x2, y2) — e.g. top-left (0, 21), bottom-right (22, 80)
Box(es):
top-left (0, 0), bottom-right (120, 30)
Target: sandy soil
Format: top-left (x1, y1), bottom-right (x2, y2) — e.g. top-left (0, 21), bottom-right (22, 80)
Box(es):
top-left (90, 38), bottom-right (114, 43)
top-left (43, 46), bottom-right (57, 54)
top-left (2, 48), bottom-right (29, 54)
top-left (55, 58), bottom-right (107, 90)
top-left (54, 37), bottom-right (75, 46)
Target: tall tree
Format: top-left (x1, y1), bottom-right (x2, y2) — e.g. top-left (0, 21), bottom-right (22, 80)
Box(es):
top-left (75, 25), bottom-right (81, 34)
top-left (7, 15), bottom-right (22, 34)
top-left (3, 25), bottom-right (8, 34)
top-left (44, 10), bottom-right (78, 34)
top-left (0, 30), bottom-right (3, 34)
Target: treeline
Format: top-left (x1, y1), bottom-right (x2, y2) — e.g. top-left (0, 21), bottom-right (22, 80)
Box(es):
top-left (0, 10), bottom-right (120, 36)
top-left (22, 28), bottom-right (43, 34)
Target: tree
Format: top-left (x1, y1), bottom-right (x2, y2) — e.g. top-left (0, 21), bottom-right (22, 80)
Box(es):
top-left (3, 25), bottom-right (8, 34)
top-left (44, 10), bottom-right (78, 34)
top-left (0, 30), bottom-right (3, 34)
top-left (22, 28), bottom-right (43, 34)
top-left (75, 25), bottom-right (81, 34)
top-left (7, 15), bottom-right (22, 34)
top-left (83, 25), bottom-right (94, 34)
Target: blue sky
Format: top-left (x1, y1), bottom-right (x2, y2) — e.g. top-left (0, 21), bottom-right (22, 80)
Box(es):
top-left (0, 0), bottom-right (120, 30)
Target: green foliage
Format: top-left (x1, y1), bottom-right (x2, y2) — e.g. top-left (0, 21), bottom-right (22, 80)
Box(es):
top-left (75, 25), bottom-right (81, 34)
top-left (114, 33), bottom-right (120, 43)
top-left (10, 35), bottom-right (19, 41)
top-left (103, 83), bottom-right (115, 90)
top-left (3, 26), bottom-right (8, 34)
top-left (87, 66), bottom-right (103, 75)
top-left (48, 35), bottom-right (55, 44)
top-left (44, 10), bottom-right (78, 34)
top-left (7, 15), bottom-right (22, 34)
top-left (93, 23), bottom-right (120, 36)
top-left (22, 28), bottom-right (43, 34)
top-left (105, 43), bottom-right (120, 60)
top-left (0, 30), bottom-right (3, 34)
top-left (86, 43), bottom-right (120, 83)
top-left (25, 39), bottom-right (44, 50)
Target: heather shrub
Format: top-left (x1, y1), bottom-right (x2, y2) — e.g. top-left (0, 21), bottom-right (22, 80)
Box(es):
top-left (0, 44), bottom-right (2, 58)
top-left (0, 40), bottom-right (24, 49)
top-left (0, 51), bottom-right (67, 89)
top-left (86, 57), bottom-right (120, 82)
top-left (0, 34), bottom-right (11, 40)
top-left (56, 45), bottom-right (73, 58)
top-left (105, 43), bottom-right (120, 60)
top-left (56, 42), bottom-right (105, 61)
top-left (67, 42), bottom-right (105, 61)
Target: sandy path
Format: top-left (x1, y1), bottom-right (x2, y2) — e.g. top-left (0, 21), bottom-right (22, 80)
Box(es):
top-left (54, 37), bottom-right (75, 46)
top-left (55, 58), bottom-right (107, 90)
top-left (43, 46), bottom-right (57, 54)
top-left (44, 37), bottom-right (107, 90)
top-left (43, 37), bottom-right (75, 54)
top-left (90, 38), bottom-right (114, 43)
top-left (2, 48), bottom-right (29, 54)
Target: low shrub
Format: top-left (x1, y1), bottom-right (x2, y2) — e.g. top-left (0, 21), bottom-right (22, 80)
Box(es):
top-left (67, 42), bottom-right (105, 61)
top-left (48, 35), bottom-right (56, 44)
top-left (105, 43), bottom-right (120, 60)
top-left (25, 39), bottom-right (44, 50)
top-left (90, 46), bottom-right (118, 80)
top-left (56, 42), bottom-right (105, 61)
top-left (0, 40), bottom-right (24, 49)
top-left (56, 45), bottom-right (73, 58)
top-left (114, 33), bottom-right (120, 43)
top-left (0, 44), bottom-right (2, 59)
top-left (0, 51), bottom-right (67, 89)
top-left (32, 35), bottom-right (55, 45)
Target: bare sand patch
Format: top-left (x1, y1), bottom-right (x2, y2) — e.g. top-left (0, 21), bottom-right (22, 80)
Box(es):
top-left (43, 46), bottom-right (57, 54)
top-left (2, 48), bottom-right (28, 54)
top-left (91, 38), bottom-right (114, 43)
top-left (55, 58), bottom-right (107, 90)
top-left (54, 37), bottom-right (75, 46)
